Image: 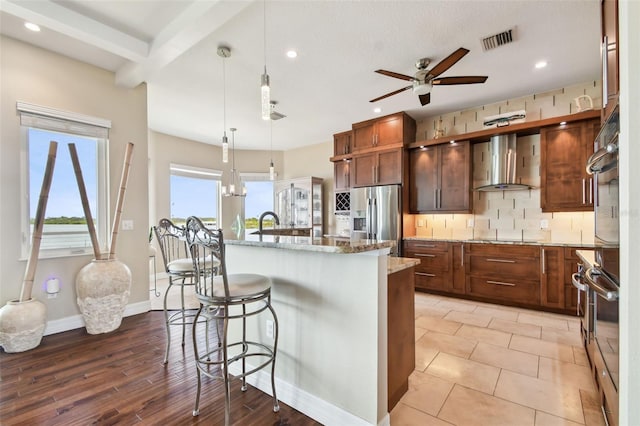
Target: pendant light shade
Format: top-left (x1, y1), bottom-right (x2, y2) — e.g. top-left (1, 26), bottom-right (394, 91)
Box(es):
top-left (221, 128), bottom-right (246, 197)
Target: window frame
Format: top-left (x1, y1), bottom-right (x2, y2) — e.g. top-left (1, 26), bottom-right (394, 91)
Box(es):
top-left (240, 172), bottom-right (275, 230)
top-left (18, 102), bottom-right (111, 259)
top-left (169, 163), bottom-right (222, 228)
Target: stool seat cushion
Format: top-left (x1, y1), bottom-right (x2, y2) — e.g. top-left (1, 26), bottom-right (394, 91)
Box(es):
top-left (168, 257), bottom-right (219, 273)
top-left (211, 273), bottom-right (271, 298)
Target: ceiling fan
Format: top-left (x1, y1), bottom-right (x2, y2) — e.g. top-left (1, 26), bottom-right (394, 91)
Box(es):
top-left (370, 47), bottom-right (488, 106)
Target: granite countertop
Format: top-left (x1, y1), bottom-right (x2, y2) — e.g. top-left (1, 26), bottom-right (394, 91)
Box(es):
top-left (404, 236), bottom-right (597, 248)
top-left (388, 257), bottom-right (420, 274)
top-left (225, 233), bottom-right (396, 254)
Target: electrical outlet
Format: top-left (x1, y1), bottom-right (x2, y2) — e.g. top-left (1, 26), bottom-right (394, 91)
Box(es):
top-left (122, 220), bottom-right (134, 230)
top-left (467, 219), bottom-right (475, 228)
top-left (266, 319), bottom-right (274, 339)
top-left (47, 293), bottom-right (57, 299)
top-left (417, 219), bottom-right (424, 227)
top-left (540, 219), bottom-right (549, 229)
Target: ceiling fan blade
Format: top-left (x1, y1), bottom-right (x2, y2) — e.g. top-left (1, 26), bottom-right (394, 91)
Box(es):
top-left (418, 93), bottom-right (431, 106)
top-left (432, 76), bottom-right (488, 85)
top-left (370, 86), bottom-right (412, 103)
top-left (375, 69), bottom-right (414, 81)
top-left (428, 47), bottom-right (470, 78)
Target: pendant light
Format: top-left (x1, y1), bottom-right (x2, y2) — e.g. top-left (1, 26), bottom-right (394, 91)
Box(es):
top-left (218, 46), bottom-right (230, 163)
top-left (260, 0), bottom-right (271, 120)
top-left (221, 128), bottom-right (246, 197)
top-left (269, 118), bottom-right (275, 181)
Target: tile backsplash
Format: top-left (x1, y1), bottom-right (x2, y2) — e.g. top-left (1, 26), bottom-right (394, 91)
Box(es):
top-left (411, 80), bottom-right (599, 245)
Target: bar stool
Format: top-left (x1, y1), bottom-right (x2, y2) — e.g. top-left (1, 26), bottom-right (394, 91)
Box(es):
top-left (185, 216), bottom-right (279, 425)
top-left (153, 218), bottom-right (217, 364)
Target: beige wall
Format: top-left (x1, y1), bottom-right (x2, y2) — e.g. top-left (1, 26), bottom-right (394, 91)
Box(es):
top-left (149, 129), bottom-right (284, 233)
top-left (0, 36), bottom-right (148, 322)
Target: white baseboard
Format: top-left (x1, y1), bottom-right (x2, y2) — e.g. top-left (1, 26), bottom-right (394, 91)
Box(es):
top-left (228, 363), bottom-right (383, 426)
top-left (43, 300), bottom-right (151, 336)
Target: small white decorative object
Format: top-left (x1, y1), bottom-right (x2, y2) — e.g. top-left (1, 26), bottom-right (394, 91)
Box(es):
top-left (574, 95), bottom-right (594, 112)
top-left (483, 110), bottom-right (526, 128)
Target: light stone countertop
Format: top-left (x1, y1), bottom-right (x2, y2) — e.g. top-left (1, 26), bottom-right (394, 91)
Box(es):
top-left (388, 257), bottom-right (420, 275)
top-left (225, 233), bottom-right (396, 254)
top-left (404, 236), bottom-right (597, 248)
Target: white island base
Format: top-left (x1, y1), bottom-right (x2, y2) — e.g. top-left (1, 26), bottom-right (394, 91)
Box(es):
top-left (224, 237), bottom-right (392, 426)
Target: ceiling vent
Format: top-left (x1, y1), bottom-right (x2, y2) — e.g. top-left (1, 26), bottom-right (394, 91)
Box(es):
top-left (481, 27), bottom-right (516, 51)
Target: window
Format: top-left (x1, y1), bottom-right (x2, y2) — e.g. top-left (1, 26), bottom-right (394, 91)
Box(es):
top-left (170, 164), bottom-right (221, 228)
top-left (241, 173), bottom-right (274, 231)
top-left (19, 102), bottom-right (110, 258)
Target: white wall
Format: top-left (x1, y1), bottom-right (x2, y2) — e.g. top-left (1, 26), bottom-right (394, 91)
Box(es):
top-left (618, 1), bottom-right (639, 422)
top-left (0, 36), bottom-right (148, 323)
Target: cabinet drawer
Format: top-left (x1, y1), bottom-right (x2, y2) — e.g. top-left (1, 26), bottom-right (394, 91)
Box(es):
top-left (407, 250), bottom-right (450, 272)
top-left (466, 255), bottom-right (540, 281)
top-left (466, 276), bottom-right (540, 305)
top-left (415, 271), bottom-right (449, 291)
top-left (466, 243), bottom-right (539, 257)
top-left (404, 240), bottom-right (449, 252)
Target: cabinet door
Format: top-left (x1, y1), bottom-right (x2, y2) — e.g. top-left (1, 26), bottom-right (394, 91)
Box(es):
top-left (376, 114), bottom-right (403, 147)
top-left (352, 153), bottom-right (376, 187)
top-left (541, 246), bottom-right (564, 309)
top-left (602, 0), bottom-right (619, 118)
top-left (353, 121), bottom-right (375, 152)
top-left (334, 131), bottom-right (352, 156)
top-left (334, 161), bottom-right (350, 191)
top-left (377, 149), bottom-right (402, 185)
top-left (409, 147), bottom-right (438, 212)
top-left (451, 243), bottom-right (466, 294)
top-left (541, 121), bottom-right (594, 212)
top-left (439, 142), bottom-right (472, 212)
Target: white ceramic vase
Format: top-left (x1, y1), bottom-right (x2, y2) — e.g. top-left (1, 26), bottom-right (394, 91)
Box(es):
top-left (76, 258), bottom-right (131, 334)
top-left (0, 298), bottom-right (47, 353)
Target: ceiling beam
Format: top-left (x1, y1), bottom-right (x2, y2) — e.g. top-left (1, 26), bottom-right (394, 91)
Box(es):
top-left (115, 0), bottom-right (255, 88)
top-left (0, 0), bottom-right (148, 61)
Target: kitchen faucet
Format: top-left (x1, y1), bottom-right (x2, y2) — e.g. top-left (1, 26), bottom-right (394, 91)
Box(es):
top-left (258, 211), bottom-right (280, 233)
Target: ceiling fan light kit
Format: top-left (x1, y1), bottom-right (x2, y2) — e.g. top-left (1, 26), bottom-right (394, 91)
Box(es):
top-left (371, 47), bottom-right (488, 106)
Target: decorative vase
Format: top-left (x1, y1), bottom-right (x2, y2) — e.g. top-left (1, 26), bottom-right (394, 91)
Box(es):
top-left (0, 298), bottom-right (47, 353)
top-left (76, 258), bottom-right (131, 334)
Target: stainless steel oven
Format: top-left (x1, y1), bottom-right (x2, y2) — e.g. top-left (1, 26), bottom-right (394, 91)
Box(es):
top-left (584, 104), bottom-right (619, 426)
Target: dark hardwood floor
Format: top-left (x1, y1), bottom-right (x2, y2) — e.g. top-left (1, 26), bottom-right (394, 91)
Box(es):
top-left (0, 311), bottom-right (321, 425)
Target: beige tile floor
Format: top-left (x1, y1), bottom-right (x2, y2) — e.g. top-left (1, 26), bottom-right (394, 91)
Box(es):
top-left (391, 292), bottom-right (606, 426)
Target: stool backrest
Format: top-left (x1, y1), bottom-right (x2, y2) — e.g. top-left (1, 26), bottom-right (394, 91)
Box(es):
top-left (153, 218), bottom-right (189, 274)
top-left (185, 216), bottom-right (229, 299)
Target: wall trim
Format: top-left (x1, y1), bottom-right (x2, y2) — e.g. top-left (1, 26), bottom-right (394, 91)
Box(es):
top-left (43, 300), bottom-right (150, 336)
top-left (228, 363), bottom-right (383, 426)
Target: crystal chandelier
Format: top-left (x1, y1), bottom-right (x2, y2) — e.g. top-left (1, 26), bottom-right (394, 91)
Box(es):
top-left (221, 128), bottom-right (246, 197)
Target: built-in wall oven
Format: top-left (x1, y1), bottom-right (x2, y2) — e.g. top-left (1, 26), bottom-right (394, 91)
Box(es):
top-left (583, 104), bottom-right (620, 426)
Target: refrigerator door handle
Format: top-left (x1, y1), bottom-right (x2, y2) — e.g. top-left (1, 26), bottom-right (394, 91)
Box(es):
top-left (367, 198), bottom-right (372, 239)
top-left (372, 197), bottom-right (378, 239)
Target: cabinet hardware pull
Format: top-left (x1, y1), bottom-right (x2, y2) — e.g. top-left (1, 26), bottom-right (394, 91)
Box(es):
top-left (372, 166), bottom-right (375, 183)
top-left (415, 244), bottom-right (436, 248)
top-left (589, 178), bottom-right (593, 204)
top-left (486, 258), bottom-right (516, 263)
top-left (541, 248), bottom-right (546, 274)
top-left (416, 272), bottom-right (436, 277)
top-left (461, 244), bottom-right (464, 267)
top-left (487, 280), bottom-right (516, 287)
top-left (582, 178), bottom-right (586, 204)
top-left (438, 188), bottom-right (442, 209)
top-left (434, 189), bottom-right (438, 208)
top-left (602, 38), bottom-right (608, 108)
top-left (415, 253), bottom-right (436, 257)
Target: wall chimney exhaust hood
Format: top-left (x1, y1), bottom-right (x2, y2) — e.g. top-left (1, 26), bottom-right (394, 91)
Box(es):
top-left (474, 134), bottom-right (533, 191)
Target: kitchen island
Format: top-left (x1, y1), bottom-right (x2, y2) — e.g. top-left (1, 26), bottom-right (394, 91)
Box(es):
top-left (223, 234), bottom-right (412, 426)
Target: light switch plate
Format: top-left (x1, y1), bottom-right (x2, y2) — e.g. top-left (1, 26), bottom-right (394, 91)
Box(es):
top-left (467, 219), bottom-right (475, 228)
top-left (122, 220), bottom-right (134, 230)
top-left (417, 219), bottom-right (424, 227)
top-left (540, 219), bottom-right (549, 229)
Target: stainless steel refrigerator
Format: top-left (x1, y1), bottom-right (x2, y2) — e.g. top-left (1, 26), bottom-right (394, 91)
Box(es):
top-left (350, 185), bottom-right (401, 256)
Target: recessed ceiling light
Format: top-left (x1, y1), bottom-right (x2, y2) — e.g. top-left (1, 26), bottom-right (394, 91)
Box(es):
top-left (286, 50), bottom-right (297, 58)
top-left (373, 107), bottom-right (382, 114)
top-left (559, 121), bottom-right (567, 126)
top-left (535, 60), bottom-right (547, 69)
top-left (24, 22), bottom-right (40, 32)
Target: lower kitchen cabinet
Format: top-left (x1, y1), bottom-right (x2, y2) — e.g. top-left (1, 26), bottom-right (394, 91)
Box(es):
top-left (541, 246), bottom-right (564, 309)
top-left (404, 240), bottom-right (451, 292)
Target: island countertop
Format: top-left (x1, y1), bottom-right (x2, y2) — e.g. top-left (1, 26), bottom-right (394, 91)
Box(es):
top-left (225, 233), bottom-right (396, 254)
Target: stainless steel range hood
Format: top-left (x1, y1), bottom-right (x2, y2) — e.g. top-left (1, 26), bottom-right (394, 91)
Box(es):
top-left (474, 134), bottom-right (533, 191)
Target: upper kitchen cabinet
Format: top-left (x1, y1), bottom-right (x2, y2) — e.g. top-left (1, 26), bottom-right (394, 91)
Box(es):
top-left (601, 0), bottom-right (619, 121)
top-left (334, 160), bottom-right (350, 191)
top-left (352, 112), bottom-right (416, 152)
top-left (540, 119), bottom-right (600, 212)
top-left (333, 130), bottom-right (353, 157)
top-left (408, 141), bottom-right (472, 213)
top-left (352, 148), bottom-right (403, 187)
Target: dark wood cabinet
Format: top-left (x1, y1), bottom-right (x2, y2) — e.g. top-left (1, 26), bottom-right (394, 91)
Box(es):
top-left (352, 148), bottom-right (402, 187)
top-left (352, 112), bottom-right (416, 152)
top-left (404, 240), bottom-right (452, 293)
top-left (563, 247), bottom-right (582, 312)
top-left (451, 243), bottom-right (466, 294)
top-left (465, 244), bottom-right (540, 307)
top-left (409, 141), bottom-right (472, 213)
top-left (541, 246), bottom-right (564, 309)
top-left (540, 119), bottom-right (599, 212)
top-left (601, 0), bottom-right (619, 121)
top-left (333, 130), bottom-right (353, 156)
top-left (334, 160), bottom-right (350, 191)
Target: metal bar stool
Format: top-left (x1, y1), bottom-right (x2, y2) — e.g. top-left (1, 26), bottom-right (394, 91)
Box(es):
top-left (185, 216), bottom-right (279, 425)
top-left (153, 218), bottom-right (217, 364)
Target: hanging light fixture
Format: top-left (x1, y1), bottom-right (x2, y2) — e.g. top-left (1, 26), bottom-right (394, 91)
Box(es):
top-left (218, 46), bottom-right (230, 163)
top-left (269, 118), bottom-right (275, 181)
top-left (221, 128), bottom-right (246, 197)
top-left (260, 0), bottom-right (271, 120)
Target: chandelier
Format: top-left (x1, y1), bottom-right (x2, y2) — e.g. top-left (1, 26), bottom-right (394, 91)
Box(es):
top-left (221, 128), bottom-right (246, 197)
